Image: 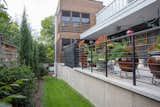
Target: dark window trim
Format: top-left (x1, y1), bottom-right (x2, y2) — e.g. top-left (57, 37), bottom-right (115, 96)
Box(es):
top-left (62, 10), bottom-right (71, 17)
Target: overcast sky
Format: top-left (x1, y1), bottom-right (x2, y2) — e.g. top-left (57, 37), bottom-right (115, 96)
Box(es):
top-left (6, 0), bottom-right (113, 36)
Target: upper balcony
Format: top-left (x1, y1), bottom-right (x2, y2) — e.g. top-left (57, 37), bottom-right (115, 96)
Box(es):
top-left (59, 23), bottom-right (91, 33)
top-left (96, 0), bottom-right (136, 24)
top-left (81, 0), bottom-right (159, 40)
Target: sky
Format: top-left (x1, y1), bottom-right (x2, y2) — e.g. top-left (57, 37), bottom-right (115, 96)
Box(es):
top-left (6, 0), bottom-right (113, 36)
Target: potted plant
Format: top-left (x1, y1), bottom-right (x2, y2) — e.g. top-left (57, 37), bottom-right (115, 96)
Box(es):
top-left (110, 42), bottom-right (139, 72)
top-left (95, 35), bottom-right (114, 69)
top-left (97, 53), bottom-right (106, 69)
top-left (147, 36), bottom-right (160, 79)
top-left (85, 47), bottom-right (98, 67)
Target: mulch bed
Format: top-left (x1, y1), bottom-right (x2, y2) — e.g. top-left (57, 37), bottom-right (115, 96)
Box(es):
top-left (33, 79), bottom-right (43, 107)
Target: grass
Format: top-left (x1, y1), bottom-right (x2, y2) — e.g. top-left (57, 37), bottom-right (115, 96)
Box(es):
top-left (42, 76), bottom-right (94, 107)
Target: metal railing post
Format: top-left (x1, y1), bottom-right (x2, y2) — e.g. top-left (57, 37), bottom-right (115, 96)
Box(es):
top-left (131, 35), bottom-right (136, 86)
top-left (81, 48), bottom-right (84, 70)
top-left (105, 42), bottom-right (108, 77)
top-left (90, 45), bottom-right (93, 72)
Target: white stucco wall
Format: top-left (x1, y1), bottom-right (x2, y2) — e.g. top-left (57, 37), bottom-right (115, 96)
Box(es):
top-left (57, 63), bottom-right (160, 107)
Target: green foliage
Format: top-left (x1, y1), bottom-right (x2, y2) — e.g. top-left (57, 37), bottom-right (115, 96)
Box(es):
top-left (7, 22), bottom-right (21, 47)
top-left (40, 16), bottom-right (54, 45)
top-left (19, 10), bottom-right (33, 66)
top-left (32, 42), bottom-right (48, 79)
top-left (98, 53), bottom-right (105, 59)
top-left (0, 1), bottom-right (21, 47)
top-left (3, 94), bottom-right (26, 103)
top-left (36, 63), bottom-right (48, 79)
top-left (110, 42), bottom-right (131, 60)
top-left (84, 47), bottom-right (99, 65)
top-left (150, 36), bottom-right (160, 51)
top-left (38, 16), bottom-right (55, 63)
top-left (0, 66), bottom-right (34, 83)
top-left (38, 43), bottom-right (48, 62)
top-left (37, 43), bottom-right (54, 63)
top-left (0, 66), bottom-right (35, 107)
top-left (32, 42), bottom-right (39, 77)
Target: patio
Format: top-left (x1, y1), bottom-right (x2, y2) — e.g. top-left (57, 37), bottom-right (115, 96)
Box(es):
top-left (79, 63), bottom-right (160, 86)
top-left (62, 27), bottom-right (160, 103)
top-left (73, 67), bottom-right (160, 101)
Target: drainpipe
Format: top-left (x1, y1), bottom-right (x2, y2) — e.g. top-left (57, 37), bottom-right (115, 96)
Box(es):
top-left (54, 13), bottom-right (58, 78)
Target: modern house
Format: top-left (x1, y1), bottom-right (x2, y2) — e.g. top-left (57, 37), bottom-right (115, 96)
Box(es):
top-left (55, 0), bottom-right (160, 107)
top-left (0, 34), bottom-right (17, 66)
top-left (55, 0), bottom-right (104, 63)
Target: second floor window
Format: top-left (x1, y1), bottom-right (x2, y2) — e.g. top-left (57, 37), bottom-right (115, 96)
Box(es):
top-left (72, 12), bottom-right (80, 23)
top-left (61, 11), bottom-right (90, 24)
top-left (82, 13), bottom-right (90, 24)
top-left (62, 11), bottom-right (71, 23)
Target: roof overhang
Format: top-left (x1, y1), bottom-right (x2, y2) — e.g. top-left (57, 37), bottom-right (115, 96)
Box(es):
top-left (80, 0), bottom-right (160, 40)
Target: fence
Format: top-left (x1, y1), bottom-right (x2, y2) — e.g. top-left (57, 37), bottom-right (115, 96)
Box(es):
top-left (63, 43), bottom-right (79, 68)
top-left (64, 27), bottom-right (160, 86)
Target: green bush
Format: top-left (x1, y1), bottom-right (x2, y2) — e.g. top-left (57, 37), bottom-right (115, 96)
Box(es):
top-left (36, 63), bottom-right (49, 79)
top-left (0, 65), bottom-right (35, 107)
top-left (110, 42), bottom-right (131, 60)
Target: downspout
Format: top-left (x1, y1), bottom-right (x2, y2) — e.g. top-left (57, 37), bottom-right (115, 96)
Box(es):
top-left (54, 13), bottom-right (58, 77)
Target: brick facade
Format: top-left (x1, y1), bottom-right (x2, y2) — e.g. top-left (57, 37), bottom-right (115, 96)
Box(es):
top-left (55, 0), bottom-right (104, 62)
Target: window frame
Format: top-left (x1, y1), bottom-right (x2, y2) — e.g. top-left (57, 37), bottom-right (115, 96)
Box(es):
top-left (61, 10), bottom-right (71, 23)
top-left (81, 13), bottom-right (90, 24)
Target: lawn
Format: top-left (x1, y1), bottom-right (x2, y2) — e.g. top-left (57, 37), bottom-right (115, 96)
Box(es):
top-left (42, 76), bottom-right (94, 107)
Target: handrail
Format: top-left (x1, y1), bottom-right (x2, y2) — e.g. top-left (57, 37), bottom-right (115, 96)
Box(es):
top-left (81, 27), bottom-right (160, 48)
top-left (59, 23), bottom-right (90, 33)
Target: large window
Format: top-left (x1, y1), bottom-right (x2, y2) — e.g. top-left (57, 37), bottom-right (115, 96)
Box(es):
top-left (62, 11), bottom-right (71, 23)
top-left (61, 11), bottom-right (90, 24)
top-left (82, 13), bottom-right (90, 24)
top-left (72, 12), bottom-right (80, 23)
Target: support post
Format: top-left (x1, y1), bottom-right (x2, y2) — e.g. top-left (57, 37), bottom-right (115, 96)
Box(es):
top-left (131, 35), bottom-right (136, 86)
top-left (105, 42), bottom-right (108, 77)
top-left (90, 45), bottom-right (93, 72)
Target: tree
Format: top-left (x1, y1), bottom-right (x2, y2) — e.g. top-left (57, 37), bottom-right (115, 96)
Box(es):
top-left (7, 22), bottom-right (21, 47)
top-left (0, 0), bottom-right (21, 47)
top-left (38, 43), bottom-right (47, 62)
top-left (40, 16), bottom-right (54, 45)
top-left (0, 0), bottom-right (10, 36)
top-left (32, 41), bottom-right (39, 77)
top-left (39, 16), bottom-right (55, 63)
top-left (19, 10), bottom-right (33, 66)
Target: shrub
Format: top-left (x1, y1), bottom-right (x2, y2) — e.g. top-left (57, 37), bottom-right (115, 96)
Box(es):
top-left (0, 65), bottom-right (34, 83)
top-left (36, 63), bottom-right (49, 79)
top-left (0, 65), bottom-right (35, 107)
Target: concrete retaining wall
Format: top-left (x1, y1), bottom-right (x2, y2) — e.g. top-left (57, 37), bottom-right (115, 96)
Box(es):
top-left (57, 64), bottom-right (160, 107)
